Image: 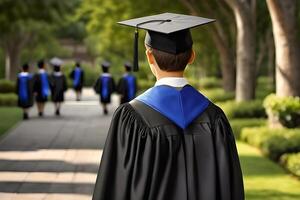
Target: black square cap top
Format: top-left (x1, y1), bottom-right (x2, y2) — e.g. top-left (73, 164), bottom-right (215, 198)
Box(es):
top-left (118, 12), bottom-right (215, 34)
top-left (118, 13), bottom-right (215, 71)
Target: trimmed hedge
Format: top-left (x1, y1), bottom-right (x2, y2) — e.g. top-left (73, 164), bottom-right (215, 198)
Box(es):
top-left (230, 118), bottom-right (266, 139)
top-left (217, 100), bottom-right (266, 119)
top-left (280, 152), bottom-right (300, 177)
top-left (241, 127), bottom-right (300, 161)
top-left (264, 94), bottom-right (300, 128)
top-left (0, 93), bottom-right (18, 106)
top-left (0, 79), bottom-right (15, 93)
top-left (201, 88), bottom-right (235, 103)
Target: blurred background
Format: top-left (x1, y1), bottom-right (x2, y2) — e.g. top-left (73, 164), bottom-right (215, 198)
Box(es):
top-left (0, 0), bottom-right (300, 200)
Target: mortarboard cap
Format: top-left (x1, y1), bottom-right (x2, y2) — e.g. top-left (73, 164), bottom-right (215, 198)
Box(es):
top-left (118, 13), bottom-right (215, 71)
top-left (50, 57), bottom-right (63, 66)
top-left (101, 60), bottom-right (111, 68)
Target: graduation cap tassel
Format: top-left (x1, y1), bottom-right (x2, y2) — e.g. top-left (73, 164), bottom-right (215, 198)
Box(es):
top-left (133, 28), bottom-right (139, 72)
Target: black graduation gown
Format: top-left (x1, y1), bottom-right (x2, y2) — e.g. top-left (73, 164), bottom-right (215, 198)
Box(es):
top-left (117, 75), bottom-right (137, 104)
top-left (92, 100), bottom-right (244, 200)
top-left (93, 75), bottom-right (115, 103)
top-left (70, 68), bottom-right (84, 91)
top-left (33, 72), bottom-right (50, 102)
top-left (16, 74), bottom-right (34, 108)
top-left (49, 73), bottom-right (67, 102)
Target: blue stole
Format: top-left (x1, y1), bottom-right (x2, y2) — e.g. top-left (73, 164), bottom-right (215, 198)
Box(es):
top-left (100, 75), bottom-right (111, 99)
top-left (40, 72), bottom-right (50, 98)
top-left (18, 73), bottom-right (32, 102)
top-left (73, 68), bottom-right (82, 87)
top-left (136, 85), bottom-right (210, 129)
top-left (124, 74), bottom-right (136, 101)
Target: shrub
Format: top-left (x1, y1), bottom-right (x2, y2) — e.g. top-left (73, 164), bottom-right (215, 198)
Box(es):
top-left (280, 152), bottom-right (300, 177)
top-left (0, 79), bottom-right (15, 93)
top-left (256, 77), bottom-right (275, 100)
top-left (241, 127), bottom-right (300, 160)
top-left (0, 93), bottom-right (18, 106)
top-left (201, 88), bottom-right (234, 103)
top-left (198, 77), bottom-right (221, 89)
top-left (230, 118), bottom-right (266, 139)
top-left (218, 100), bottom-right (266, 119)
top-left (264, 94), bottom-right (300, 128)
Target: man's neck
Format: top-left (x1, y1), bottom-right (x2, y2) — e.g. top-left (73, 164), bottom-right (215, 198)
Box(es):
top-left (156, 71), bottom-right (184, 80)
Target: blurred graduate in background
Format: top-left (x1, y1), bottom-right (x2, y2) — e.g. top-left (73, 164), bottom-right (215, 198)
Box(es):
top-left (49, 58), bottom-right (67, 116)
top-left (33, 60), bottom-right (50, 117)
top-left (93, 61), bottom-right (115, 115)
top-left (117, 61), bottom-right (137, 104)
top-left (16, 63), bottom-right (34, 120)
top-left (70, 61), bottom-right (84, 101)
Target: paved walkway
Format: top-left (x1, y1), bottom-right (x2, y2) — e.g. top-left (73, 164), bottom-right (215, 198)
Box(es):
top-left (0, 89), bottom-right (119, 200)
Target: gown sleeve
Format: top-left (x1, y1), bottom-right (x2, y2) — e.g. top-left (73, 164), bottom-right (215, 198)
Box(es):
top-left (92, 104), bottom-right (149, 200)
top-left (213, 112), bottom-right (244, 200)
top-left (63, 75), bottom-right (68, 92)
top-left (93, 79), bottom-right (100, 94)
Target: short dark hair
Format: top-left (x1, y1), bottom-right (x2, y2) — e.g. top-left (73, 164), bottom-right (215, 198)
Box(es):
top-left (22, 63), bottom-right (29, 71)
top-left (102, 66), bottom-right (109, 73)
top-left (148, 46), bottom-right (193, 72)
top-left (37, 60), bottom-right (44, 69)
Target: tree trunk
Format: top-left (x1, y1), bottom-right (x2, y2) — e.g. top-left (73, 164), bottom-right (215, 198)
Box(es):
top-left (267, 31), bottom-right (275, 88)
top-left (180, 0), bottom-right (236, 92)
top-left (225, 0), bottom-right (257, 101)
top-left (9, 48), bottom-right (21, 80)
top-left (266, 0), bottom-right (300, 97)
top-left (210, 28), bottom-right (236, 92)
top-left (5, 50), bottom-right (10, 80)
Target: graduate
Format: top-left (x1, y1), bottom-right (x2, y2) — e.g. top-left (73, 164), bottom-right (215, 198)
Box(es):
top-left (33, 60), bottom-right (50, 117)
top-left (16, 63), bottom-right (34, 120)
top-left (70, 61), bottom-right (84, 101)
top-left (49, 58), bottom-right (67, 116)
top-left (92, 13), bottom-right (244, 200)
top-left (117, 61), bottom-right (137, 104)
top-left (93, 61), bottom-right (116, 115)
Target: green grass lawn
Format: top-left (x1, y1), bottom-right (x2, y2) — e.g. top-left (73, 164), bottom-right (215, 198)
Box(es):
top-left (0, 107), bottom-right (22, 138)
top-left (238, 141), bottom-right (300, 200)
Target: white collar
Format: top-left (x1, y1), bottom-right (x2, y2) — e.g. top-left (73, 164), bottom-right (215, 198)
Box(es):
top-left (39, 69), bottom-right (46, 73)
top-left (155, 77), bottom-right (189, 88)
top-left (53, 72), bottom-right (62, 76)
top-left (19, 72), bottom-right (29, 76)
top-left (102, 73), bottom-right (111, 77)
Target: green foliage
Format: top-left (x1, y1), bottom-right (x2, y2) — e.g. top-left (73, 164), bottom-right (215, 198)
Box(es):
top-left (230, 118), bottom-right (266, 139)
top-left (217, 100), bottom-right (266, 119)
top-left (0, 79), bottom-right (15, 93)
top-left (256, 77), bottom-right (275, 100)
top-left (264, 94), bottom-right (300, 128)
top-left (0, 93), bottom-right (17, 106)
top-left (201, 88), bottom-right (234, 103)
top-left (280, 152), bottom-right (300, 177)
top-left (241, 127), bottom-right (300, 160)
top-left (0, 107), bottom-right (21, 137)
top-left (188, 77), bottom-right (221, 90)
top-left (238, 142), bottom-right (300, 200)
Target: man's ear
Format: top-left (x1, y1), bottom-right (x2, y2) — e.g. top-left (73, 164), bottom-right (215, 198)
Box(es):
top-left (188, 49), bottom-right (196, 64)
top-left (146, 49), bottom-right (155, 65)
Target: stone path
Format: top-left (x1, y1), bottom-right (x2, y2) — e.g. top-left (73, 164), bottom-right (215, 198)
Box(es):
top-left (0, 89), bottom-right (119, 200)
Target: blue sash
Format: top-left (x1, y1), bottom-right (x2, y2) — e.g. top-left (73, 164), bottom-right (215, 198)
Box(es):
top-left (101, 76), bottom-right (110, 99)
top-left (18, 74), bottom-right (32, 102)
top-left (124, 74), bottom-right (136, 101)
top-left (40, 73), bottom-right (50, 98)
top-left (73, 68), bottom-right (82, 87)
top-left (136, 85), bottom-right (210, 129)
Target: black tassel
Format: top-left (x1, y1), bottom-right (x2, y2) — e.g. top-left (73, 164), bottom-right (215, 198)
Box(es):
top-left (133, 28), bottom-right (139, 72)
